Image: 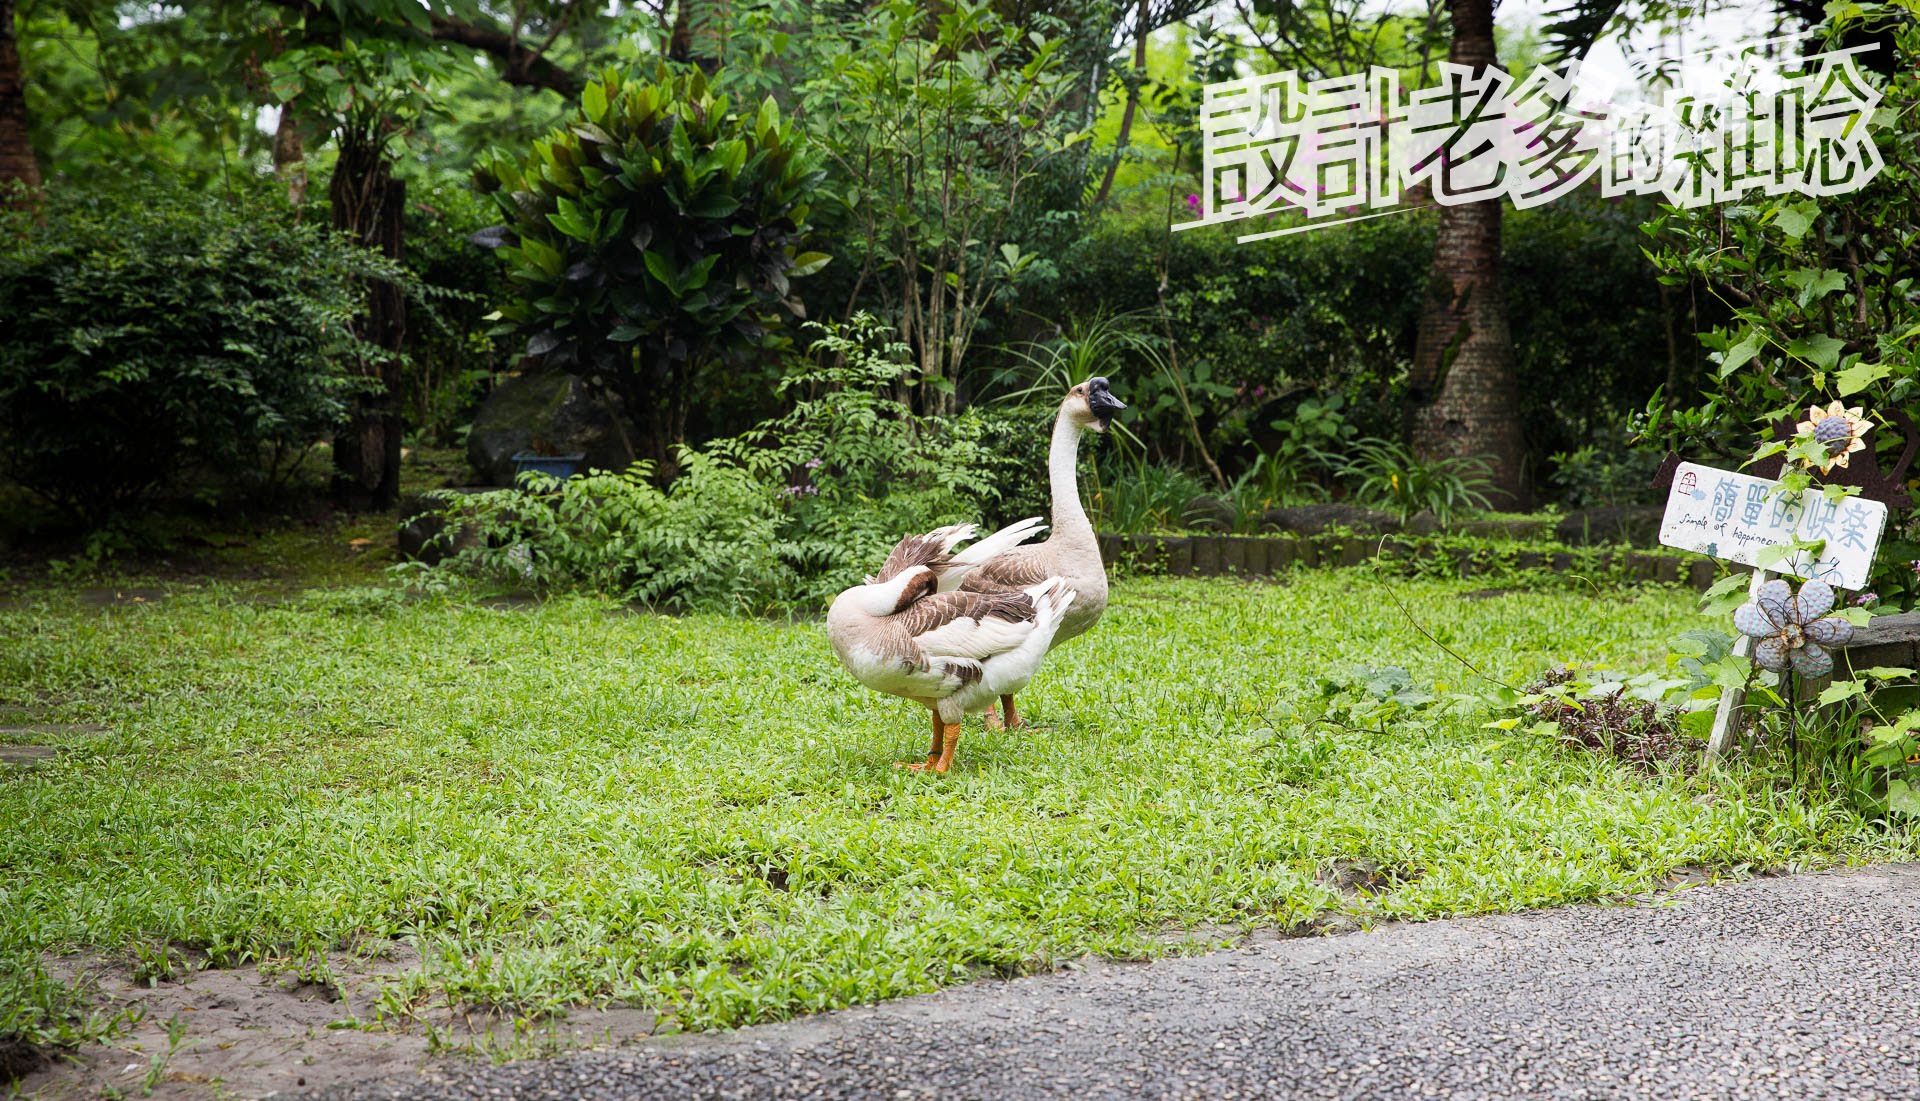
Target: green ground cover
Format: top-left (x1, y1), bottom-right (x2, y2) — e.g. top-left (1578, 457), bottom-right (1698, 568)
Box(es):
top-left (2, 565), bottom-right (1912, 1045)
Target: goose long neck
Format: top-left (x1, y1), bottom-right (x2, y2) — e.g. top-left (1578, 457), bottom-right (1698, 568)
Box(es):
top-left (1048, 409), bottom-right (1092, 541)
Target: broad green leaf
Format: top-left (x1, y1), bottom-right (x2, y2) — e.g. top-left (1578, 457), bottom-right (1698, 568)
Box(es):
top-left (1855, 667), bottom-right (1916, 681)
top-left (1889, 779), bottom-right (1920, 817)
top-left (642, 249), bottom-right (679, 292)
top-left (582, 81), bottom-right (608, 122)
top-left (1816, 680), bottom-right (1865, 706)
top-left (681, 253), bottom-right (722, 291)
top-left (1785, 267), bottom-right (1847, 306)
top-left (685, 191), bottom-right (741, 219)
top-left (1718, 334), bottom-right (1762, 378)
top-left (788, 251), bottom-right (831, 278)
top-left (1787, 334), bottom-right (1845, 371)
top-left (1833, 360), bottom-right (1890, 396)
top-left (1699, 572), bottom-right (1752, 603)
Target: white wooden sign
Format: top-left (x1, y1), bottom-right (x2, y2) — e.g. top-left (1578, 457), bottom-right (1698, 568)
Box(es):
top-left (1658, 461), bottom-right (1887, 591)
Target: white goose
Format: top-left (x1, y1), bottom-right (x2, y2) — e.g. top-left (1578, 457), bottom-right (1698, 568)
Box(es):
top-left (827, 520), bottom-right (1076, 772)
top-left (958, 376), bottom-right (1125, 728)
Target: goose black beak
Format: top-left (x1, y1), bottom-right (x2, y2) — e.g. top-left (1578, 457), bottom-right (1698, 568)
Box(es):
top-left (1087, 376), bottom-right (1127, 429)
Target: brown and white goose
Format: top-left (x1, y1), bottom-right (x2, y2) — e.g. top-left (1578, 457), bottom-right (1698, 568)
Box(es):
top-left (827, 520), bottom-right (1076, 773)
top-left (957, 376), bottom-right (1125, 728)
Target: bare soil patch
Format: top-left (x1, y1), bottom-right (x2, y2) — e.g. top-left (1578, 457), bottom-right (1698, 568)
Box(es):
top-left (16, 945), bottom-right (657, 1100)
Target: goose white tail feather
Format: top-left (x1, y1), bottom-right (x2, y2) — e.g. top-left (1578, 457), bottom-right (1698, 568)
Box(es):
top-left (936, 517), bottom-right (1046, 591)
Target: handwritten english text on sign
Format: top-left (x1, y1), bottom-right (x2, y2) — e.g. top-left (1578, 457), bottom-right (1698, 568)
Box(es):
top-left (1658, 461), bottom-right (1886, 590)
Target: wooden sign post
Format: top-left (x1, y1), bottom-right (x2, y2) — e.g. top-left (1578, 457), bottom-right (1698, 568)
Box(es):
top-left (1657, 461), bottom-right (1889, 757)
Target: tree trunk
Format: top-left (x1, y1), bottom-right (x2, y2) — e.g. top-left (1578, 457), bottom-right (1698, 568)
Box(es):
top-left (273, 103), bottom-right (307, 206)
top-left (0, 0), bottom-right (41, 203)
top-left (1093, 0), bottom-right (1148, 206)
top-left (668, 0), bottom-right (693, 62)
top-left (669, 0), bottom-right (725, 72)
top-left (328, 139), bottom-right (406, 512)
top-left (1404, 0), bottom-right (1528, 508)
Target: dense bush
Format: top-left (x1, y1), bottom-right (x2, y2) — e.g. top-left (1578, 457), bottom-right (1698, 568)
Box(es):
top-left (0, 182), bottom-right (395, 523)
top-left (406, 315), bottom-right (1013, 611)
top-left (1051, 195), bottom-right (1688, 488)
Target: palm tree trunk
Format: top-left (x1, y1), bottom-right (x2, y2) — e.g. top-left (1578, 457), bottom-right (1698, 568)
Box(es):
top-left (0, 0), bottom-right (41, 203)
top-left (1404, 0), bottom-right (1528, 508)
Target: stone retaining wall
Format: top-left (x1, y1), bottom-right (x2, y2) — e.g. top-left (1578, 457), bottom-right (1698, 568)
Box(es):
top-left (1096, 532), bottom-right (1719, 590)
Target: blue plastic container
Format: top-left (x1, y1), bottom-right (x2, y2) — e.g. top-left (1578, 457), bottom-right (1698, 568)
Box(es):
top-left (510, 451), bottom-right (588, 482)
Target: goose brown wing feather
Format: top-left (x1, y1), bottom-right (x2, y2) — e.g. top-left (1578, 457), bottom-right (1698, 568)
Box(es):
top-left (956, 549), bottom-right (1053, 593)
top-left (872, 532), bottom-right (955, 584)
top-left (893, 589), bottom-right (1038, 640)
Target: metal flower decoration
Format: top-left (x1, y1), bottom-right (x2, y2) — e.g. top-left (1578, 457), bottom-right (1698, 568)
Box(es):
top-left (1794, 400), bottom-right (1871, 473)
top-left (1733, 578), bottom-right (1854, 676)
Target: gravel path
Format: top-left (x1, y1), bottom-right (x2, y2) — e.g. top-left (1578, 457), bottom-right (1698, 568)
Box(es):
top-left (316, 865), bottom-right (1920, 1101)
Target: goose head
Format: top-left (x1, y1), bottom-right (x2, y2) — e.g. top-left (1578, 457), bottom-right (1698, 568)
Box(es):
top-left (1063, 377), bottom-right (1127, 433)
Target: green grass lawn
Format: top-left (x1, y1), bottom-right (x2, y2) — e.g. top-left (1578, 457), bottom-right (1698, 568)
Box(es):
top-left (2, 569), bottom-right (1913, 1040)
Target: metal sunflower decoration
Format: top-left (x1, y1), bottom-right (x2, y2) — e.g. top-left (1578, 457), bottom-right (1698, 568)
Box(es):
top-left (1733, 578), bottom-right (1854, 677)
top-left (1794, 400), bottom-right (1872, 473)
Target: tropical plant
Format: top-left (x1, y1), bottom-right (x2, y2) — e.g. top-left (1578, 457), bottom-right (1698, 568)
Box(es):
top-left (473, 63), bottom-right (826, 465)
top-left (1339, 439), bottom-right (1495, 524)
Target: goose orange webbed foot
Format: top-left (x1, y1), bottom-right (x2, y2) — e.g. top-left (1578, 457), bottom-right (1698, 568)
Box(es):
top-left (898, 720), bottom-right (959, 773)
top-left (985, 695), bottom-right (1024, 732)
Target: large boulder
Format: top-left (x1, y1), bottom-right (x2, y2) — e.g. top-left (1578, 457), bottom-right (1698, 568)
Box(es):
top-left (1259, 503), bottom-right (1400, 534)
top-left (466, 372), bottom-right (636, 487)
top-left (1555, 505), bottom-right (1665, 547)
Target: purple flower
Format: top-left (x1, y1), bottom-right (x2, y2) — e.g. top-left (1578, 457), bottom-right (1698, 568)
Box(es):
top-left (1253, 386), bottom-right (1266, 399)
top-left (1856, 592), bottom-right (1880, 607)
top-left (1185, 193), bottom-right (1202, 211)
top-left (804, 457), bottom-right (823, 470)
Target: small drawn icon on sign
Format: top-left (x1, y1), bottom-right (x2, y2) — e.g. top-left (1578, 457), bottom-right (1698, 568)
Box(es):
top-left (1677, 470), bottom-right (1700, 497)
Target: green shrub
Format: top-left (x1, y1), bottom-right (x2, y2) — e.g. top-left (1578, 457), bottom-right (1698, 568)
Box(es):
top-left (1550, 436), bottom-right (1666, 508)
top-left (396, 182), bottom-right (509, 447)
top-left (1051, 195), bottom-right (1684, 478)
top-left (0, 182), bottom-right (394, 523)
top-left (1087, 460), bottom-right (1209, 534)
